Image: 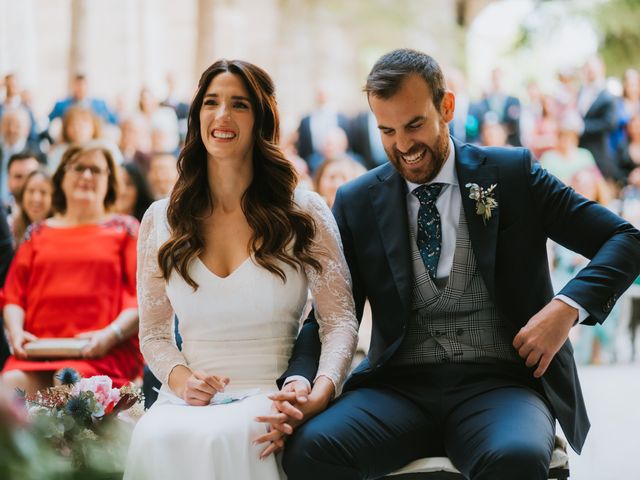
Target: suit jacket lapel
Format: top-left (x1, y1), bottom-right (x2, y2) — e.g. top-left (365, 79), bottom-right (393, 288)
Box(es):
top-left (369, 164), bottom-right (413, 313)
top-left (454, 139), bottom-right (499, 299)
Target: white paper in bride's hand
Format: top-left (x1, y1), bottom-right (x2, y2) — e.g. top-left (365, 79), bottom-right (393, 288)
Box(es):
top-left (153, 387), bottom-right (261, 406)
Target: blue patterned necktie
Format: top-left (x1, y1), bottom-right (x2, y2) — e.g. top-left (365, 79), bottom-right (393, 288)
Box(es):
top-left (413, 183), bottom-right (444, 280)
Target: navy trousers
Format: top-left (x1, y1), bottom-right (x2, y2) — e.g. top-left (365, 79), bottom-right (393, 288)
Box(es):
top-left (283, 363), bottom-right (555, 480)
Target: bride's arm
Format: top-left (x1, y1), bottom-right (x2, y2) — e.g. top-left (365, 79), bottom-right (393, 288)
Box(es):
top-left (301, 190), bottom-right (359, 397)
top-left (137, 204), bottom-right (190, 390)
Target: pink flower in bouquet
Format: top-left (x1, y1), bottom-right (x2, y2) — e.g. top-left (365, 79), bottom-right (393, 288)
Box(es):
top-left (73, 376), bottom-right (121, 413)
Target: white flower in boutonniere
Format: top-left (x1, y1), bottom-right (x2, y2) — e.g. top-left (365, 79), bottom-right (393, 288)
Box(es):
top-left (465, 183), bottom-right (498, 225)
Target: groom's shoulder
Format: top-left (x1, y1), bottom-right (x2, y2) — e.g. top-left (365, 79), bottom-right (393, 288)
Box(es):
top-left (459, 142), bottom-right (533, 179)
top-left (340, 162), bottom-right (394, 195)
top-left (462, 142), bottom-right (530, 164)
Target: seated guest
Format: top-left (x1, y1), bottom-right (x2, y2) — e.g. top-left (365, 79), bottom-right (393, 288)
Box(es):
top-left (5, 152), bottom-right (40, 216)
top-left (611, 69), bottom-right (640, 153)
top-left (0, 73), bottom-right (39, 143)
top-left (114, 162), bottom-right (154, 222)
top-left (527, 95), bottom-right (559, 159)
top-left (1, 107), bottom-right (43, 207)
top-left (314, 157), bottom-right (366, 208)
top-left (48, 74), bottom-right (118, 125)
top-left (479, 112), bottom-right (509, 147)
top-left (12, 169), bottom-right (53, 245)
top-left (616, 114), bottom-right (640, 183)
top-left (138, 87), bottom-right (180, 154)
top-left (118, 115), bottom-right (152, 173)
top-left (47, 106), bottom-right (102, 171)
top-left (148, 152), bottom-right (178, 199)
top-left (1, 141), bottom-right (143, 395)
top-left (306, 126), bottom-right (364, 174)
top-left (540, 112), bottom-right (599, 184)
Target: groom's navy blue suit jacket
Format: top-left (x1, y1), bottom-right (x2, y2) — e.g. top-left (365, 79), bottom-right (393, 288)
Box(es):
top-left (281, 138), bottom-right (640, 454)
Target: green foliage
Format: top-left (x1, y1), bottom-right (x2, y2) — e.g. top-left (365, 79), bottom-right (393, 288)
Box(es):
top-left (592, 0), bottom-right (640, 76)
top-left (0, 414), bottom-right (132, 480)
top-left (511, 0), bottom-right (640, 76)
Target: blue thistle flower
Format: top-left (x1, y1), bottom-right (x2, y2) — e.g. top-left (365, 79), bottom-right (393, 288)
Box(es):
top-left (56, 368), bottom-right (80, 386)
top-left (65, 395), bottom-right (93, 424)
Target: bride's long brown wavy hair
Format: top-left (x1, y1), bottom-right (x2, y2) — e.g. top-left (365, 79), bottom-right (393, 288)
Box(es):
top-left (158, 59), bottom-right (321, 289)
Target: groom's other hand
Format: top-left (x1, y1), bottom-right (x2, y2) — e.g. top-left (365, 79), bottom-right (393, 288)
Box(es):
top-left (513, 299), bottom-right (578, 378)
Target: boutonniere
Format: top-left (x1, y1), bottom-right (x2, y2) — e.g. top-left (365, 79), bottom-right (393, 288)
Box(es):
top-left (465, 183), bottom-right (498, 225)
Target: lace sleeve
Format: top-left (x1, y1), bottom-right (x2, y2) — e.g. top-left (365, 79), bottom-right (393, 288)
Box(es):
top-left (298, 190), bottom-right (358, 394)
top-left (137, 202), bottom-right (189, 385)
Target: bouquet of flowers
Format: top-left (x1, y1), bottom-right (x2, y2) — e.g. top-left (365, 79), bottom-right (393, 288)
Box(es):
top-left (18, 369), bottom-right (143, 477)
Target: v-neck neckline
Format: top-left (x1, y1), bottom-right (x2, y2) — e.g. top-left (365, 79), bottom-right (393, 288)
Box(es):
top-left (195, 255), bottom-right (253, 280)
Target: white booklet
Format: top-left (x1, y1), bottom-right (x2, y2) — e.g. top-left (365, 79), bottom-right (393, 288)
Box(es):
top-left (153, 387), bottom-right (261, 406)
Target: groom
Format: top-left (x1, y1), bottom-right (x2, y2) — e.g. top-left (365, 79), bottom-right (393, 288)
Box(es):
top-left (274, 49), bottom-right (640, 479)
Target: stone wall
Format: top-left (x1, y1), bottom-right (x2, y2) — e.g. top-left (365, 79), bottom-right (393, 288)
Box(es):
top-left (0, 0), bottom-right (475, 130)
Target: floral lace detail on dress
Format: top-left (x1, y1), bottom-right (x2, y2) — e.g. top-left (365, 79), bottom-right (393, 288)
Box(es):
top-left (295, 189), bottom-right (359, 394)
top-left (137, 200), bottom-right (188, 385)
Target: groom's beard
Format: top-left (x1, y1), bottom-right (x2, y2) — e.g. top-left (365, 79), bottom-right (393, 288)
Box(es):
top-left (386, 121), bottom-right (450, 184)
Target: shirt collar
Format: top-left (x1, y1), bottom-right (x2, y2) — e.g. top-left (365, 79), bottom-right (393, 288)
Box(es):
top-left (406, 137), bottom-right (457, 193)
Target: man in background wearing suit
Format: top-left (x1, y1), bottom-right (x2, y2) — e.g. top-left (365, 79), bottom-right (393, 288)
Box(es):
top-left (471, 67), bottom-right (522, 146)
top-left (577, 56), bottom-right (619, 182)
top-left (295, 85), bottom-right (350, 174)
top-left (268, 49), bottom-right (640, 480)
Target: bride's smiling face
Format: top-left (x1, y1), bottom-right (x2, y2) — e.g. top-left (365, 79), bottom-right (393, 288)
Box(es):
top-left (199, 72), bottom-right (255, 165)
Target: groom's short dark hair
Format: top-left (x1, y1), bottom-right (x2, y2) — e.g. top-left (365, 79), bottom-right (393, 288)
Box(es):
top-left (365, 48), bottom-right (446, 109)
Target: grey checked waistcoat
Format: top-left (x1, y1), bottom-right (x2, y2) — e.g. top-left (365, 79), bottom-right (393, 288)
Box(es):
top-left (391, 207), bottom-right (520, 366)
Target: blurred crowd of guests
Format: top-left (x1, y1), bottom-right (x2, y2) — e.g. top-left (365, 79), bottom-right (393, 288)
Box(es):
top-left (1, 53), bottom-right (640, 397)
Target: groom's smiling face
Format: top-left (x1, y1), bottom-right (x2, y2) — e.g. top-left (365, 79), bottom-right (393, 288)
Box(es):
top-left (369, 73), bottom-right (454, 184)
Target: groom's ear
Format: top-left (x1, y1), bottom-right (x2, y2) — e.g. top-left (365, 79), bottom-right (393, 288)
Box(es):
top-left (440, 90), bottom-right (455, 123)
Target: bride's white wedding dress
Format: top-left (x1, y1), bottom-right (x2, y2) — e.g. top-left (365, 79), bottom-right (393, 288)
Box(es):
top-left (124, 190), bottom-right (358, 480)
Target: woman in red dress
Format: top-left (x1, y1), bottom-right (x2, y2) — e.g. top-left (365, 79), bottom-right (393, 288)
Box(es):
top-left (2, 141), bottom-right (143, 394)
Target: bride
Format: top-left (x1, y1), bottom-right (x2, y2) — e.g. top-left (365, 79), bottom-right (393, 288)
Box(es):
top-left (124, 59), bottom-right (358, 479)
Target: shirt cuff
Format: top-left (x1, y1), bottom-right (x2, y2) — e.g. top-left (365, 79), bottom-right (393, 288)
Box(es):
top-left (555, 294), bottom-right (588, 325)
top-left (283, 375), bottom-right (311, 391)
